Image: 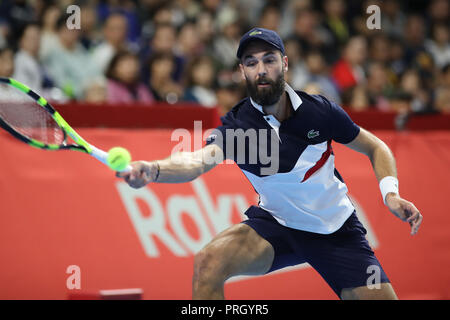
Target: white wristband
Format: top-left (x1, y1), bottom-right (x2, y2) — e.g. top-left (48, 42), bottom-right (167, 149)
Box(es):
top-left (379, 176), bottom-right (399, 205)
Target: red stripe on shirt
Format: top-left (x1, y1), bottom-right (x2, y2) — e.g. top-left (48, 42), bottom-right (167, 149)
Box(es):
top-left (302, 141), bottom-right (333, 182)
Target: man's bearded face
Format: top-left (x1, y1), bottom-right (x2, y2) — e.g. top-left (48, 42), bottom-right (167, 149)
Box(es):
top-left (245, 69), bottom-right (285, 106)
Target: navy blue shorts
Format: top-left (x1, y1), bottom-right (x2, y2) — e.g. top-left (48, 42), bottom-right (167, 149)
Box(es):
top-left (241, 206), bottom-right (390, 297)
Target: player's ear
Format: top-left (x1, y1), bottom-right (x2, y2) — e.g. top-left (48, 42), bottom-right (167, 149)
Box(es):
top-left (239, 63), bottom-right (246, 81)
top-left (283, 55), bottom-right (288, 72)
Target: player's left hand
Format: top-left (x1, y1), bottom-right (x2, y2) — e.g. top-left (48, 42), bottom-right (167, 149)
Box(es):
top-left (385, 193), bottom-right (423, 236)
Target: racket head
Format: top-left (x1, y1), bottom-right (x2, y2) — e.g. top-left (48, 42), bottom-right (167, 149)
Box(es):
top-left (0, 77), bottom-right (88, 153)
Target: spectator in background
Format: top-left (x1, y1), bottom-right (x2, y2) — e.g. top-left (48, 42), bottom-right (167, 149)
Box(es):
top-left (302, 82), bottom-right (322, 96)
top-left (215, 82), bottom-right (243, 115)
top-left (0, 47), bottom-right (21, 103)
top-left (381, 0), bottom-right (407, 38)
top-left (97, 0), bottom-right (141, 44)
top-left (369, 34), bottom-right (391, 65)
top-left (343, 85), bottom-right (370, 111)
top-left (183, 55), bottom-right (218, 108)
top-left (235, 0), bottom-right (266, 28)
top-left (290, 7), bottom-right (328, 60)
top-left (402, 16), bottom-right (435, 99)
top-left (365, 62), bottom-right (392, 111)
top-left (141, 23), bottom-right (184, 83)
top-left (138, 1), bottom-right (174, 41)
top-left (42, 14), bottom-right (99, 99)
top-left (214, 61), bottom-right (244, 110)
top-left (0, 0), bottom-right (444, 113)
top-left (0, 47), bottom-right (14, 78)
top-left (195, 12), bottom-right (215, 51)
top-left (151, 23), bottom-right (178, 55)
top-left (389, 91), bottom-right (413, 115)
top-left (427, 0), bottom-right (449, 25)
top-left (389, 36), bottom-right (408, 78)
top-left (331, 36), bottom-right (367, 92)
top-left (284, 37), bottom-right (309, 90)
top-left (83, 77), bottom-right (107, 104)
top-left (172, 0), bottom-right (203, 26)
top-left (0, 22), bottom-right (8, 49)
top-left (257, 4), bottom-right (281, 33)
top-left (13, 24), bottom-right (44, 92)
top-left (321, 0), bottom-right (350, 63)
top-left (303, 51), bottom-right (341, 104)
top-left (425, 23), bottom-right (450, 69)
top-left (399, 68), bottom-right (430, 112)
top-left (91, 13), bottom-right (130, 74)
top-left (0, 0), bottom-right (37, 49)
top-left (12, 22), bottom-right (66, 102)
top-left (79, 4), bottom-right (101, 51)
top-left (278, 0), bottom-right (312, 39)
top-left (403, 15), bottom-right (433, 70)
top-left (175, 21), bottom-right (203, 61)
top-left (39, 4), bottom-right (60, 61)
top-left (213, 6), bottom-right (241, 69)
top-left (105, 50), bottom-right (154, 104)
top-left (434, 64), bottom-right (450, 113)
top-left (152, 3), bottom-right (175, 25)
top-left (147, 52), bottom-right (184, 104)
top-left (201, 0), bottom-right (223, 16)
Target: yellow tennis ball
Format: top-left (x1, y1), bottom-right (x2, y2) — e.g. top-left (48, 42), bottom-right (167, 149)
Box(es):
top-left (107, 147), bottom-right (131, 171)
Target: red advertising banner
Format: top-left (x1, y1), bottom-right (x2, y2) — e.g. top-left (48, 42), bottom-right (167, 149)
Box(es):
top-left (0, 129), bottom-right (449, 299)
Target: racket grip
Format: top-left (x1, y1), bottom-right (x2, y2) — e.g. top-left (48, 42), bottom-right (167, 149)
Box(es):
top-left (90, 146), bottom-right (132, 173)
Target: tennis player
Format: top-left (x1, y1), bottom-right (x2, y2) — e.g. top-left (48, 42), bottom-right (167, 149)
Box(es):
top-left (117, 28), bottom-right (422, 300)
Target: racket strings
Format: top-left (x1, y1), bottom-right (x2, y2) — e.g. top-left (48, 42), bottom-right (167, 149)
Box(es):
top-left (0, 84), bottom-right (64, 145)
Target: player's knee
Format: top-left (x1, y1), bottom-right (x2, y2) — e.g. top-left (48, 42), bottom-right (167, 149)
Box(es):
top-left (193, 247), bottom-right (224, 284)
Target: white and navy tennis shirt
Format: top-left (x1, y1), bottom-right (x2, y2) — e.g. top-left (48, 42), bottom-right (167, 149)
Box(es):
top-left (206, 83), bottom-right (361, 234)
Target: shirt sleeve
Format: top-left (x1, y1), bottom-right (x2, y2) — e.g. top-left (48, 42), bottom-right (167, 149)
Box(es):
top-left (324, 96), bottom-right (360, 144)
top-left (204, 112), bottom-right (234, 159)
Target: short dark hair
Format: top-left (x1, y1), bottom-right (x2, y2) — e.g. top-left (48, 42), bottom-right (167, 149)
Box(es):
top-left (442, 63), bottom-right (450, 74)
top-left (18, 23), bottom-right (41, 41)
top-left (146, 51), bottom-right (175, 72)
top-left (56, 12), bottom-right (71, 31)
top-left (184, 55), bottom-right (216, 87)
top-left (105, 50), bottom-right (138, 81)
top-left (260, 3), bottom-right (280, 16)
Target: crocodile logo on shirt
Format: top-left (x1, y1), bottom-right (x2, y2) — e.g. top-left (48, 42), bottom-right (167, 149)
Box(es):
top-left (307, 129), bottom-right (320, 139)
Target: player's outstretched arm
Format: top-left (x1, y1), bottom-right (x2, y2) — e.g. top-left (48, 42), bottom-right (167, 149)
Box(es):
top-left (345, 127), bottom-right (423, 235)
top-left (116, 144), bottom-right (224, 188)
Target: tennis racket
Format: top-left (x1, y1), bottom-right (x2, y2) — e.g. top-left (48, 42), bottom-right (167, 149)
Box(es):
top-left (0, 77), bottom-right (131, 172)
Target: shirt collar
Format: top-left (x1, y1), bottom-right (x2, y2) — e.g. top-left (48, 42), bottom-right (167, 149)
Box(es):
top-left (250, 83), bottom-right (303, 114)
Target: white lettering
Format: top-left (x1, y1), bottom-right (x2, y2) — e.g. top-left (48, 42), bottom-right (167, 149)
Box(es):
top-left (116, 178), bottom-right (249, 257)
top-left (66, 5), bottom-right (81, 30)
top-left (116, 182), bottom-right (187, 257)
top-left (167, 195), bottom-right (212, 253)
top-left (66, 265), bottom-right (81, 289)
top-left (366, 265), bottom-right (381, 289)
top-left (192, 179), bottom-right (239, 234)
top-left (366, 5), bottom-right (381, 30)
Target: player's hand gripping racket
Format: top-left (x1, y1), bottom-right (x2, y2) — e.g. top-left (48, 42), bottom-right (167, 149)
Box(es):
top-left (0, 77), bottom-right (131, 172)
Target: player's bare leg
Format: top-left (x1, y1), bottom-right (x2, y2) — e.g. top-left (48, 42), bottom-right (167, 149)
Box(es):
top-left (340, 283), bottom-right (398, 300)
top-left (192, 223), bottom-right (274, 299)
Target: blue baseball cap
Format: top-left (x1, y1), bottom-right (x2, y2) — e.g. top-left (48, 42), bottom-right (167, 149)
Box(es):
top-left (236, 27), bottom-right (285, 59)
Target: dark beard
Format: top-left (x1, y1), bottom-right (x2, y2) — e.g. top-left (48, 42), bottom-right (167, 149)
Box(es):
top-left (245, 71), bottom-right (285, 106)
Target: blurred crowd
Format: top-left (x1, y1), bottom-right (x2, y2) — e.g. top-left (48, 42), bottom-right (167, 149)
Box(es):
top-left (0, 0), bottom-right (449, 115)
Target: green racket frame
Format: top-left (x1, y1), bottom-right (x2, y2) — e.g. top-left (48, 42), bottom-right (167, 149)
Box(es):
top-left (0, 77), bottom-right (131, 171)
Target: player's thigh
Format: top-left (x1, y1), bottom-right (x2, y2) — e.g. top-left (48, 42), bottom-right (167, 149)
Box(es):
top-left (340, 283), bottom-right (398, 300)
top-left (194, 223), bottom-right (275, 279)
